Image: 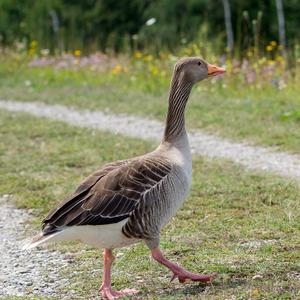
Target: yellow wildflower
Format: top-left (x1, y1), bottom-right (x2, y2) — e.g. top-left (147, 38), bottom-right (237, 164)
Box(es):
top-left (144, 55), bottom-right (153, 62)
top-left (268, 59), bottom-right (275, 65)
top-left (134, 51), bottom-right (142, 59)
top-left (247, 51), bottom-right (253, 58)
top-left (111, 64), bottom-right (122, 75)
top-left (258, 57), bottom-right (266, 64)
top-left (28, 48), bottom-right (36, 56)
top-left (270, 40), bottom-right (277, 47)
top-left (74, 50), bottom-right (81, 57)
top-left (276, 55), bottom-right (284, 63)
top-left (30, 40), bottom-right (38, 48)
top-left (149, 65), bottom-right (159, 75)
top-left (266, 45), bottom-right (273, 52)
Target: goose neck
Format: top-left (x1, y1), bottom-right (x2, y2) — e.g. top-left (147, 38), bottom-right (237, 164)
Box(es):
top-left (163, 74), bottom-right (193, 143)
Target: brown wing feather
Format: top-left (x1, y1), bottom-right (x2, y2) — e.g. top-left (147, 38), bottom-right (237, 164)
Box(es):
top-left (42, 155), bottom-right (172, 235)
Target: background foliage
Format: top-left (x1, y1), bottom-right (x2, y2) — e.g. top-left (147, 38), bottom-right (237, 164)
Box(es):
top-left (0, 0), bottom-right (299, 55)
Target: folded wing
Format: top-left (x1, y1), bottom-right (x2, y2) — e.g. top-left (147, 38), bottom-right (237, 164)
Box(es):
top-left (42, 156), bottom-right (172, 235)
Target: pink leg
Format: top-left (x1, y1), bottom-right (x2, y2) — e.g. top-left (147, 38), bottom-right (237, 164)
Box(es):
top-left (99, 249), bottom-right (139, 299)
top-left (151, 248), bottom-right (217, 284)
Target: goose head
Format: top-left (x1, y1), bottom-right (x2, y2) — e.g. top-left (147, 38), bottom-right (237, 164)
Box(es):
top-left (174, 57), bottom-right (225, 84)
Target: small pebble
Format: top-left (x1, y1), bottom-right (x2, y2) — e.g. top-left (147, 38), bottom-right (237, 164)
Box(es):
top-left (252, 274), bottom-right (263, 280)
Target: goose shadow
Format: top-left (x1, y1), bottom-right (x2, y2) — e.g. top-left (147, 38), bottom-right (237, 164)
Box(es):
top-left (152, 277), bottom-right (248, 298)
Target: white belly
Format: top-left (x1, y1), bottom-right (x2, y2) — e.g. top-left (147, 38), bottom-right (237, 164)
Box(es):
top-left (50, 219), bottom-right (139, 249)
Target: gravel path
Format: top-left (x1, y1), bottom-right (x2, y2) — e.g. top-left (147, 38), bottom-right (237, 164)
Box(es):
top-left (1, 99), bottom-right (300, 181)
top-left (0, 195), bottom-right (75, 298)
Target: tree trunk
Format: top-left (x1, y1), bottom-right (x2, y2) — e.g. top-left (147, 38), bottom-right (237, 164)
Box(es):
top-left (222, 0), bottom-right (234, 56)
top-left (275, 0), bottom-right (287, 59)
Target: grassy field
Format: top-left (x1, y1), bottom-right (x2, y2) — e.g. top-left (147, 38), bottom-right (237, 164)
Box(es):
top-left (1, 110), bottom-right (299, 299)
top-left (0, 54), bottom-right (300, 154)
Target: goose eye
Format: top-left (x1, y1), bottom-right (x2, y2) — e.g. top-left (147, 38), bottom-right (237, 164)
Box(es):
top-left (197, 61), bottom-right (202, 66)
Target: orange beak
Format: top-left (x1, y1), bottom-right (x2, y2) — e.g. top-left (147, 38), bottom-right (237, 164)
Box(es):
top-left (207, 63), bottom-right (226, 77)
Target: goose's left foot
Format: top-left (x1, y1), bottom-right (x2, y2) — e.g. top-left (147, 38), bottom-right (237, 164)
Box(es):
top-left (170, 270), bottom-right (217, 283)
top-left (151, 247), bottom-right (217, 284)
top-left (100, 249), bottom-right (139, 299)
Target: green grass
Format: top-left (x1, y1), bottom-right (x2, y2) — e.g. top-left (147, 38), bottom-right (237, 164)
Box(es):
top-left (1, 110), bottom-right (299, 299)
top-left (0, 57), bottom-right (300, 154)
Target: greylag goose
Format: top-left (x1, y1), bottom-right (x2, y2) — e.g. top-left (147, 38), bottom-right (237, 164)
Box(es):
top-left (24, 57), bottom-right (225, 299)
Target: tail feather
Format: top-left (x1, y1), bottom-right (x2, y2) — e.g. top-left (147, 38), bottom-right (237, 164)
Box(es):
top-left (22, 231), bottom-right (61, 250)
